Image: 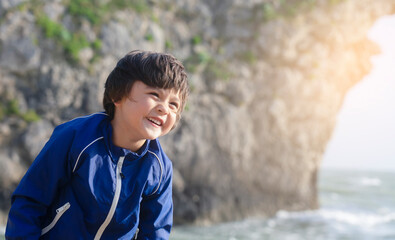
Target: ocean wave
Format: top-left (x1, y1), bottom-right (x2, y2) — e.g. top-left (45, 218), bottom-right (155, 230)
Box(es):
top-left (319, 209), bottom-right (395, 226)
top-left (359, 177), bottom-right (382, 186)
top-left (275, 209), bottom-right (395, 227)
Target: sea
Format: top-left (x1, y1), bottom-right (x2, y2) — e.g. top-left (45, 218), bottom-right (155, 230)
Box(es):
top-left (171, 169), bottom-right (395, 240)
top-left (1, 169), bottom-right (394, 240)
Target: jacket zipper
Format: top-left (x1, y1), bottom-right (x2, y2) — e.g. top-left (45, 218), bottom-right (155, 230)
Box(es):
top-left (94, 156), bottom-right (125, 240)
top-left (41, 202), bottom-right (71, 236)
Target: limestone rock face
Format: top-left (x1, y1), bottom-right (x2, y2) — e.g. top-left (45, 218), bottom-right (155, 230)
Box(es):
top-left (0, 0), bottom-right (394, 225)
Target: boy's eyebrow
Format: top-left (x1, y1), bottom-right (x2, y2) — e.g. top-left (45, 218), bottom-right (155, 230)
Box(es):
top-left (144, 85), bottom-right (158, 90)
top-left (170, 96), bottom-right (181, 103)
top-left (145, 86), bottom-right (181, 100)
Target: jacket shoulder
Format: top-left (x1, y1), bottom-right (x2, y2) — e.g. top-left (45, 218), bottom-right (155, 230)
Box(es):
top-left (147, 140), bottom-right (173, 169)
top-left (145, 140), bottom-right (173, 196)
top-left (54, 112), bottom-right (108, 135)
top-left (62, 112), bottom-right (108, 128)
top-left (54, 113), bottom-right (109, 169)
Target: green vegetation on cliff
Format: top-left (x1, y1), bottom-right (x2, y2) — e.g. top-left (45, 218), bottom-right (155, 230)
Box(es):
top-left (14, 0), bottom-right (154, 64)
top-left (259, 0), bottom-right (347, 22)
top-left (0, 99), bottom-right (40, 123)
top-left (68, 0), bottom-right (150, 25)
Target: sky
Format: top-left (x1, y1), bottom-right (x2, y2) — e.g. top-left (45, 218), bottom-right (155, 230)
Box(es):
top-left (322, 15), bottom-right (395, 172)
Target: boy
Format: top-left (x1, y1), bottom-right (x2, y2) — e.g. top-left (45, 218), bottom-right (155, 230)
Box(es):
top-left (5, 50), bottom-right (189, 239)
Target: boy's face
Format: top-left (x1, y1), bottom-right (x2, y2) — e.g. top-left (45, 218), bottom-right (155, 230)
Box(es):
top-left (113, 81), bottom-right (181, 147)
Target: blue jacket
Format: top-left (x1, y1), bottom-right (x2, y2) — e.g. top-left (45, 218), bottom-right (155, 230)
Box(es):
top-left (6, 112), bottom-right (173, 239)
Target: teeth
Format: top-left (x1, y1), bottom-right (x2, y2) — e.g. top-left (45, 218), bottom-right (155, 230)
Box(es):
top-left (147, 117), bottom-right (161, 126)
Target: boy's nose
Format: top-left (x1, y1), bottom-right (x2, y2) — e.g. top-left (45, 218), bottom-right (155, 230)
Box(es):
top-left (156, 103), bottom-right (169, 114)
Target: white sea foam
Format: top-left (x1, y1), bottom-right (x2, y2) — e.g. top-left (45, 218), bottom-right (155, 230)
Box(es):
top-left (275, 209), bottom-right (395, 227)
top-left (359, 177), bottom-right (382, 186)
top-left (320, 209), bottom-right (395, 226)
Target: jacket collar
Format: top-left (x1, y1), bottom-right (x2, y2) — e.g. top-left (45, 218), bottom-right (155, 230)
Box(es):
top-left (103, 117), bottom-right (150, 162)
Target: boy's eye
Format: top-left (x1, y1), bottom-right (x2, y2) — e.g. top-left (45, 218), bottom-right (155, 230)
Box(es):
top-left (149, 92), bottom-right (159, 97)
top-left (170, 102), bottom-right (179, 110)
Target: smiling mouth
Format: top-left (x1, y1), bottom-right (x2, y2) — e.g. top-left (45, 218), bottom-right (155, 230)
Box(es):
top-left (147, 117), bottom-right (162, 126)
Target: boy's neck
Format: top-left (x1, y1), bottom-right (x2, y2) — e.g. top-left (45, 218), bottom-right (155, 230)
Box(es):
top-left (110, 119), bottom-right (146, 152)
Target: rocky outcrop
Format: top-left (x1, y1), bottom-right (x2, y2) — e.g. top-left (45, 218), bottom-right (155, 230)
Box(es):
top-left (0, 0), bottom-right (394, 225)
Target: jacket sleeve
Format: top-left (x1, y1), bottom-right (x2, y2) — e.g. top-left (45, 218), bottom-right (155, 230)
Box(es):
top-left (137, 160), bottom-right (173, 240)
top-left (5, 124), bottom-right (74, 240)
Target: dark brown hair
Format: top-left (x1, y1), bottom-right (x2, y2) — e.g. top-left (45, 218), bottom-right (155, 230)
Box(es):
top-left (103, 50), bottom-right (189, 123)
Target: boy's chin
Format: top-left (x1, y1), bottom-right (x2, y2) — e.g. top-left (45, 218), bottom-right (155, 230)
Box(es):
top-left (146, 136), bottom-right (157, 140)
top-left (145, 133), bottom-right (163, 140)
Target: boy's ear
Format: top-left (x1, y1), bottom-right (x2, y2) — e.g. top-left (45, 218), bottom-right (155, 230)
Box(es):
top-left (112, 98), bottom-right (122, 107)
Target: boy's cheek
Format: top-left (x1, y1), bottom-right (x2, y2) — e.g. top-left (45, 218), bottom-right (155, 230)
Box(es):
top-left (170, 116), bottom-right (180, 131)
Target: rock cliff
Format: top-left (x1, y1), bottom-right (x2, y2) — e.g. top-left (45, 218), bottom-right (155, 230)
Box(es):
top-left (0, 0), bottom-right (394, 225)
